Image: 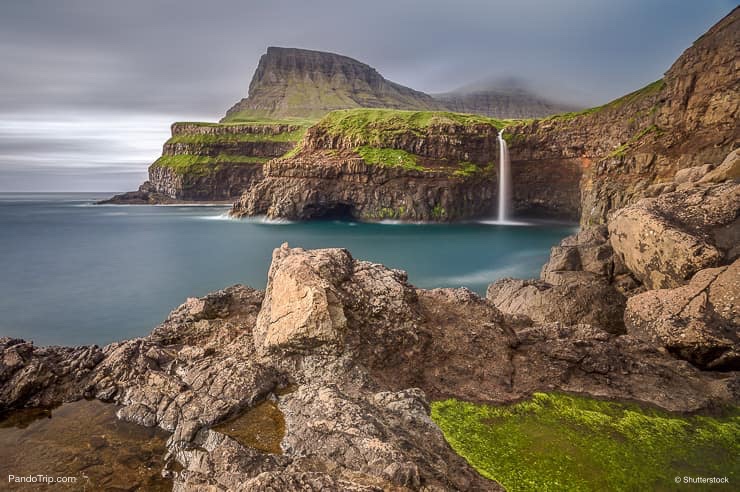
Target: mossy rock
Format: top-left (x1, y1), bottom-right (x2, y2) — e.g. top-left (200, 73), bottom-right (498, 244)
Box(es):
top-left (432, 392), bottom-right (739, 491)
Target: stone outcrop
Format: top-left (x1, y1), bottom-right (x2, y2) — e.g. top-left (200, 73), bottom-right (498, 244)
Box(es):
top-left (625, 260), bottom-right (739, 371)
top-left (98, 181), bottom-right (181, 205)
top-left (232, 151), bottom-right (496, 221)
top-left (103, 123), bottom-right (303, 204)
top-left (0, 338), bottom-right (104, 410)
top-left (486, 278), bottom-right (626, 334)
top-left (488, 224), bottom-right (633, 334)
top-left (608, 180), bottom-right (739, 290)
top-left (223, 47), bottom-right (442, 120)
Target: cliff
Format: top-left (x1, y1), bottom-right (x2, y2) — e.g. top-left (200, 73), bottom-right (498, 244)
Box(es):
top-left (507, 7), bottom-right (739, 225)
top-left (232, 109), bottom-right (504, 221)
top-left (102, 121), bottom-right (307, 203)
top-left (223, 47), bottom-right (442, 121)
top-left (231, 108), bottom-right (583, 221)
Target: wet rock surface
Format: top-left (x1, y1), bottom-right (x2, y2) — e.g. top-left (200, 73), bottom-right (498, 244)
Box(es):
top-left (0, 399), bottom-right (170, 491)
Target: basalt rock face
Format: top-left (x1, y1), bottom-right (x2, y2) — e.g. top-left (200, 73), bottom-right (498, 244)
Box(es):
top-left (3, 245), bottom-right (739, 490)
top-left (232, 151), bottom-right (496, 221)
top-left (146, 162), bottom-right (264, 202)
top-left (232, 112), bottom-right (504, 221)
top-left (223, 47), bottom-right (442, 120)
top-left (231, 109), bottom-right (583, 221)
top-left (507, 7), bottom-right (739, 226)
top-left (103, 123), bottom-right (302, 204)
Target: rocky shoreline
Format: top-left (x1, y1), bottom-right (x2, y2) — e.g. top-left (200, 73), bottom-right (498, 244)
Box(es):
top-left (2, 148), bottom-right (738, 490)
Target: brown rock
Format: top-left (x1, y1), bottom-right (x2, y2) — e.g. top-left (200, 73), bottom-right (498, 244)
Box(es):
top-left (608, 181), bottom-right (739, 289)
top-left (254, 244), bottom-right (351, 355)
top-left (487, 277), bottom-right (626, 334)
top-left (625, 260), bottom-right (740, 370)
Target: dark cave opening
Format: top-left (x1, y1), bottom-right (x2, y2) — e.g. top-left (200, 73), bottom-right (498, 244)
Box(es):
top-left (301, 202), bottom-right (356, 221)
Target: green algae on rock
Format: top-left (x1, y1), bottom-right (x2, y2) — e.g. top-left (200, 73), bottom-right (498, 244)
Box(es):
top-left (431, 393), bottom-right (740, 492)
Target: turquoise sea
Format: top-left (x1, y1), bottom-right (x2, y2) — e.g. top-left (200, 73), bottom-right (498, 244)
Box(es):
top-left (0, 193), bottom-right (576, 346)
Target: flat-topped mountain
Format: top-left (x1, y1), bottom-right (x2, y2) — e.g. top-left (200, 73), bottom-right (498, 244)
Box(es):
top-left (223, 47), bottom-right (442, 120)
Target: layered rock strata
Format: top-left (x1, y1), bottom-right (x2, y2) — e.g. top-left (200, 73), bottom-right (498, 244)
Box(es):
top-left (231, 109), bottom-right (583, 221)
top-left (103, 122), bottom-right (303, 203)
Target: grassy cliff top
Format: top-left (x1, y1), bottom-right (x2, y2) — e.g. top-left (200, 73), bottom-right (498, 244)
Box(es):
top-left (215, 113), bottom-right (319, 126)
top-left (166, 128), bottom-right (306, 145)
top-left (315, 109), bottom-right (514, 140)
top-left (150, 154), bottom-right (269, 175)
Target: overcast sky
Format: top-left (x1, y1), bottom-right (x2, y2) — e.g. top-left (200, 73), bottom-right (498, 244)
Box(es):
top-left (0, 0), bottom-right (734, 191)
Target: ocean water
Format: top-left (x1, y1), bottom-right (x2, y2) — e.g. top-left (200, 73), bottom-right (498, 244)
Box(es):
top-left (0, 193), bottom-right (576, 346)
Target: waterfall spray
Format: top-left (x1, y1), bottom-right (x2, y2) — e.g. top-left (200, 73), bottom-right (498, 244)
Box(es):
top-left (497, 130), bottom-right (512, 222)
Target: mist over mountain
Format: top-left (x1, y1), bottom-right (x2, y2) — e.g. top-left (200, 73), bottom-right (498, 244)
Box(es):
top-left (432, 77), bottom-right (581, 119)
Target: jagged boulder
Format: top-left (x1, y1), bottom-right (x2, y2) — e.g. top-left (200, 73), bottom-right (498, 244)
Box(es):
top-left (699, 148), bottom-right (740, 184)
top-left (608, 180), bottom-right (740, 289)
top-left (625, 259), bottom-right (739, 370)
top-left (486, 278), bottom-right (626, 334)
top-left (254, 245), bottom-right (352, 355)
top-left (0, 338), bottom-right (104, 410)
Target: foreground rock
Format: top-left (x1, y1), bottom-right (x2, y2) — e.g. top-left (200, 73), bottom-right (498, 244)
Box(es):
top-left (609, 180), bottom-right (739, 289)
top-left (625, 259), bottom-right (739, 371)
top-left (486, 278), bottom-right (626, 334)
top-left (2, 243), bottom-right (738, 491)
top-left (488, 224), bottom-right (634, 334)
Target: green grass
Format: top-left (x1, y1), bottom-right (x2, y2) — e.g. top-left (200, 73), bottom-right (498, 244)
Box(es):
top-left (355, 146), bottom-right (426, 171)
top-left (217, 113), bottom-right (319, 127)
top-left (151, 154), bottom-right (269, 175)
top-left (431, 393), bottom-right (739, 492)
top-left (608, 124), bottom-right (663, 158)
top-left (454, 161), bottom-right (483, 177)
top-left (316, 109), bottom-right (513, 145)
top-left (166, 128), bottom-right (306, 145)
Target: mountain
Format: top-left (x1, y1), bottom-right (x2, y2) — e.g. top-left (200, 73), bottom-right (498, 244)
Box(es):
top-left (222, 47), bottom-right (443, 121)
top-left (433, 79), bottom-right (581, 119)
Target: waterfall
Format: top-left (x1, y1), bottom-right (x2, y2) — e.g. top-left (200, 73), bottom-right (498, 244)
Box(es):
top-left (497, 130), bottom-right (512, 222)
